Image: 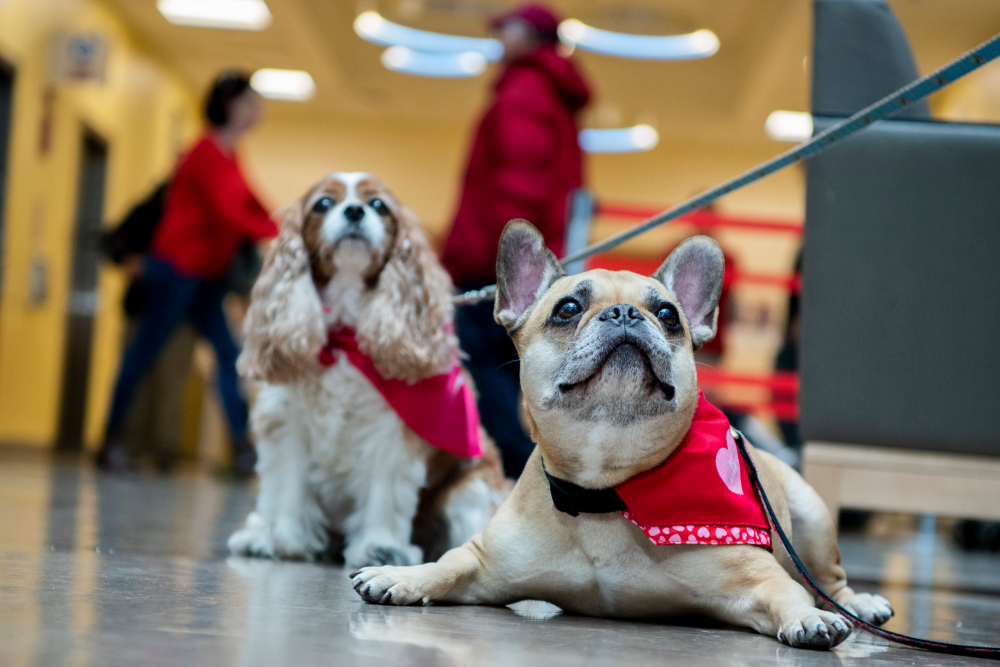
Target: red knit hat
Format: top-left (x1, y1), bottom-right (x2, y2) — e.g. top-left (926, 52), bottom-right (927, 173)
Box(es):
top-left (489, 3), bottom-right (561, 43)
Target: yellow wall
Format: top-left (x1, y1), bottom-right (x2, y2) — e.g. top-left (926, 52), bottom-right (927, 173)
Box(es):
top-left (0, 0), bottom-right (198, 448)
top-left (242, 110), bottom-right (469, 241)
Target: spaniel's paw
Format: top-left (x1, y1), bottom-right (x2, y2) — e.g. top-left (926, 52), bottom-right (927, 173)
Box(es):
top-left (228, 513), bottom-right (275, 558)
top-left (778, 610), bottom-right (853, 650)
top-left (842, 593), bottom-right (894, 626)
top-left (344, 541), bottom-right (422, 570)
top-left (350, 565), bottom-right (435, 606)
top-left (228, 512), bottom-right (326, 561)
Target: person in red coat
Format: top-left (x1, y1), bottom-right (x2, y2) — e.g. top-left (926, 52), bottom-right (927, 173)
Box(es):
top-left (98, 72), bottom-right (278, 476)
top-left (442, 4), bottom-right (591, 477)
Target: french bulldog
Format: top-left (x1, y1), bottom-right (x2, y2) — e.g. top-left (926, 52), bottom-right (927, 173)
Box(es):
top-left (351, 220), bottom-right (893, 649)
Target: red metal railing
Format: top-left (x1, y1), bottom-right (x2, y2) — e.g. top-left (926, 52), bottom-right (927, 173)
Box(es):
top-left (596, 204), bottom-right (803, 235)
top-left (697, 369), bottom-right (800, 421)
top-left (592, 202), bottom-right (802, 420)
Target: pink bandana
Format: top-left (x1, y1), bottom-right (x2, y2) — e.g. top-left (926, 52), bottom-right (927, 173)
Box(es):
top-left (318, 329), bottom-right (483, 458)
top-left (614, 392), bottom-right (772, 550)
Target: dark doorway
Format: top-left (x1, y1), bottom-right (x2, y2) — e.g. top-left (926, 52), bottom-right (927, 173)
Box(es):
top-left (0, 61), bottom-right (13, 295)
top-left (57, 129), bottom-right (108, 450)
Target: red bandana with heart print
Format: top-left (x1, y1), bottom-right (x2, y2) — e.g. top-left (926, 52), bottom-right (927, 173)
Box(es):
top-left (318, 328), bottom-right (483, 459)
top-left (614, 391), bottom-right (772, 550)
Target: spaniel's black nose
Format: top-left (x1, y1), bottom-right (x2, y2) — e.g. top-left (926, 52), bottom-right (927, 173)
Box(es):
top-left (343, 205), bottom-right (365, 223)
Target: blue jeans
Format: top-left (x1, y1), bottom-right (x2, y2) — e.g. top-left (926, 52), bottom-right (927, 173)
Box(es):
top-left (105, 259), bottom-right (247, 441)
top-left (454, 290), bottom-right (535, 478)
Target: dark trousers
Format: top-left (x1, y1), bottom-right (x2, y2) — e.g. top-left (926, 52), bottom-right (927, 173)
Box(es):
top-left (105, 259), bottom-right (247, 441)
top-left (455, 292), bottom-right (535, 478)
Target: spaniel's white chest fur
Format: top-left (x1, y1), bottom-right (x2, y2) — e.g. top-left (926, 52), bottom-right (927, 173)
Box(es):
top-left (237, 353), bottom-right (431, 566)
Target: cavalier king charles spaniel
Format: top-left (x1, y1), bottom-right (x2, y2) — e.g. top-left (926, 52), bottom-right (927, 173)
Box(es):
top-left (228, 172), bottom-right (508, 569)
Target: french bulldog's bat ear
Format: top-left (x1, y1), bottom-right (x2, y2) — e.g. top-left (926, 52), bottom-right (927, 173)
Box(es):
top-left (652, 236), bottom-right (725, 350)
top-left (494, 219), bottom-right (565, 332)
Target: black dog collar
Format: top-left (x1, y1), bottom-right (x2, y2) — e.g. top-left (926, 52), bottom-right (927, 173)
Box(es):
top-left (542, 431), bottom-right (752, 518)
top-left (542, 459), bottom-right (627, 517)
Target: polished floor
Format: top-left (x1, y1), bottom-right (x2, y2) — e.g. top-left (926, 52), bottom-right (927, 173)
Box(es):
top-left (0, 448), bottom-right (998, 666)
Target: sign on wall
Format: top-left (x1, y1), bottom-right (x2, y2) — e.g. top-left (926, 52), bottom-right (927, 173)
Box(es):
top-left (50, 33), bottom-right (108, 84)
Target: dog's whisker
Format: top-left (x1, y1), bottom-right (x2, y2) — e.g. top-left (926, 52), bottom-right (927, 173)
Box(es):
top-left (495, 358), bottom-right (521, 370)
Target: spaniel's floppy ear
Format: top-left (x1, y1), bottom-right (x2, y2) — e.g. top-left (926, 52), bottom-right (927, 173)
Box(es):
top-left (357, 206), bottom-right (457, 382)
top-left (238, 204), bottom-right (326, 383)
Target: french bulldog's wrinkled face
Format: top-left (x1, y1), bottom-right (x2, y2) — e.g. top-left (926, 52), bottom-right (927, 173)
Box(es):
top-left (529, 275), bottom-right (683, 424)
top-left (493, 220), bottom-right (725, 485)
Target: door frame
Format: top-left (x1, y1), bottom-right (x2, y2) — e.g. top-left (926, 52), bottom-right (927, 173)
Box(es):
top-left (56, 126), bottom-right (109, 451)
top-left (0, 58), bottom-right (14, 300)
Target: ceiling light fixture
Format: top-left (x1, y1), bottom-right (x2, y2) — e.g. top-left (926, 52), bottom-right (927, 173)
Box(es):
top-left (578, 125), bottom-right (660, 153)
top-left (157, 0), bottom-right (272, 31)
top-left (558, 20), bottom-right (719, 60)
top-left (250, 69), bottom-right (316, 101)
top-left (381, 47), bottom-right (487, 78)
top-left (765, 110), bottom-right (813, 142)
top-left (355, 11), bottom-right (503, 62)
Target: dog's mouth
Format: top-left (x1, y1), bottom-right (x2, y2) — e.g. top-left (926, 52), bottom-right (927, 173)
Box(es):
top-left (334, 231), bottom-right (372, 246)
top-left (558, 341), bottom-right (675, 402)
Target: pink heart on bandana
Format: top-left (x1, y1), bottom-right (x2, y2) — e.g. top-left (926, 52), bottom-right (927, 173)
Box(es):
top-left (715, 430), bottom-right (743, 495)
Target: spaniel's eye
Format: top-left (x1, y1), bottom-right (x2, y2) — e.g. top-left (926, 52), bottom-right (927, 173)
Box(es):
top-left (369, 198), bottom-right (390, 217)
top-left (312, 197), bottom-right (334, 214)
top-left (657, 304), bottom-right (680, 330)
top-left (555, 300), bottom-right (582, 320)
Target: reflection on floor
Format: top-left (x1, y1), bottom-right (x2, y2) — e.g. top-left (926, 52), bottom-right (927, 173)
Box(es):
top-left (0, 447), bottom-right (998, 666)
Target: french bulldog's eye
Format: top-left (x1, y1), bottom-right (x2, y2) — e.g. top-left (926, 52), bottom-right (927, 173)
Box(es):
top-left (369, 198), bottom-right (390, 217)
top-left (312, 197), bottom-right (334, 214)
top-left (657, 304), bottom-right (680, 330)
top-left (555, 299), bottom-right (582, 320)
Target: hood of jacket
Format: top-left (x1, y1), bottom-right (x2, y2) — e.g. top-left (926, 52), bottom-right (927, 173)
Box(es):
top-left (497, 44), bottom-right (591, 111)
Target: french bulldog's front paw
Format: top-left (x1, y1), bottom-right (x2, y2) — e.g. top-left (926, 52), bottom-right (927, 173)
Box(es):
top-left (842, 592), bottom-right (894, 626)
top-left (778, 610), bottom-right (853, 650)
top-left (350, 566), bottom-right (432, 606)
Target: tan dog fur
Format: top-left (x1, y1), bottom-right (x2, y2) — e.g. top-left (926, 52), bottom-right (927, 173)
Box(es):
top-left (351, 221), bottom-right (892, 649)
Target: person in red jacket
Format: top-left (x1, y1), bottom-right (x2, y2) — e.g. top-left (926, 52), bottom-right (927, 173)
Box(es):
top-left (442, 4), bottom-right (591, 477)
top-left (97, 72), bottom-right (278, 476)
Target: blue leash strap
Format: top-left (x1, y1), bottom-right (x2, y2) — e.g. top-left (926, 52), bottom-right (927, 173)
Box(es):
top-left (733, 431), bottom-right (1000, 659)
top-left (454, 31), bottom-right (1000, 306)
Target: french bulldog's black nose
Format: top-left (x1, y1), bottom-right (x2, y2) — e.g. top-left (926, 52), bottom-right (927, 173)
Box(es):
top-left (343, 205), bottom-right (365, 223)
top-left (598, 304), bottom-right (645, 328)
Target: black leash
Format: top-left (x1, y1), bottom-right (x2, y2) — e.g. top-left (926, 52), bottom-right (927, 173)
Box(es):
top-left (733, 432), bottom-right (1000, 659)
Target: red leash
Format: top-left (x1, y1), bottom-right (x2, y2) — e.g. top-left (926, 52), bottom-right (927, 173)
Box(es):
top-left (734, 432), bottom-right (1000, 659)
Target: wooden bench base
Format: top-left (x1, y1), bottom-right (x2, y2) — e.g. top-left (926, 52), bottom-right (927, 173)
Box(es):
top-left (802, 442), bottom-right (1000, 524)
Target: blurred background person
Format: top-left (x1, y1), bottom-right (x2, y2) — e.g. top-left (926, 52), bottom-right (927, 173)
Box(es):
top-left (101, 181), bottom-right (197, 472)
top-left (441, 3), bottom-right (591, 479)
top-left (96, 71), bottom-right (277, 477)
